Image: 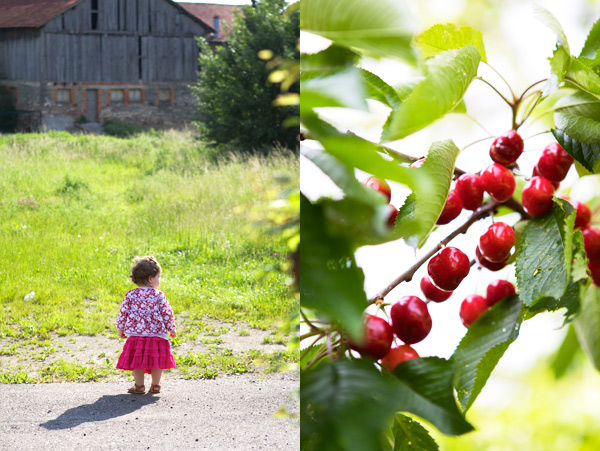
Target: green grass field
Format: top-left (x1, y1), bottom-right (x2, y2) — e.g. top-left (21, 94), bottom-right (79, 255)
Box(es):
top-left (0, 131), bottom-right (298, 380)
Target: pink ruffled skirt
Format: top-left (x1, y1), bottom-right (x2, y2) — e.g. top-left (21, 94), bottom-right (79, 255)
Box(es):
top-left (116, 336), bottom-right (176, 375)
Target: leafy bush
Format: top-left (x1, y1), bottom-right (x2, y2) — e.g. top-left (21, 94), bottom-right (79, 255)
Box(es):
top-left (192, 0), bottom-right (299, 153)
top-left (102, 119), bottom-right (144, 138)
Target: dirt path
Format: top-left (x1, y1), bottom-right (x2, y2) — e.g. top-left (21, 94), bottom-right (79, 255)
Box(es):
top-left (0, 373), bottom-right (299, 451)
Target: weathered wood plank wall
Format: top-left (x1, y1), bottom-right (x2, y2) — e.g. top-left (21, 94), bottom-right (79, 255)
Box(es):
top-left (0, 0), bottom-right (207, 82)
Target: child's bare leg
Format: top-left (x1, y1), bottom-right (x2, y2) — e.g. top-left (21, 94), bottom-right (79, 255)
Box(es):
top-left (132, 369), bottom-right (145, 387)
top-left (151, 369), bottom-right (163, 386)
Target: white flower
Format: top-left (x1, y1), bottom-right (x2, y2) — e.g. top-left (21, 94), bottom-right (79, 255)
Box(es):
top-left (24, 292), bottom-right (35, 302)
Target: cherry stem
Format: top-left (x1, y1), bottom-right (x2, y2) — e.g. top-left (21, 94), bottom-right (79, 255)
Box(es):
top-left (300, 308), bottom-right (320, 332)
top-left (460, 135), bottom-right (495, 154)
top-left (483, 62), bottom-right (517, 100)
top-left (517, 79), bottom-right (548, 103)
top-left (368, 198), bottom-right (530, 304)
top-left (523, 130), bottom-right (552, 141)
top-left (380, 145), bottom-right (467, 177)
top-left (475, 77), bottom-right (515, 108)
top-left (300, 334), bottom-right (326, 360)
top-left (517, 92), bottom-right (543, 128)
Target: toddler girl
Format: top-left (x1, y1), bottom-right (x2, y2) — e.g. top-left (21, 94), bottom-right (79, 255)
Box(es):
top-left (116, 256), bottom-right (177, 394)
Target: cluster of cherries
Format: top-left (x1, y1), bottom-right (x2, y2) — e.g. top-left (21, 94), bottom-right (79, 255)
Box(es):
top-left (351, 130), bottom-right (598, 371)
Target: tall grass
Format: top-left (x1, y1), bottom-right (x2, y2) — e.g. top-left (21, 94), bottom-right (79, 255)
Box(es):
top-left (0, 131), bottom-right (298, 338)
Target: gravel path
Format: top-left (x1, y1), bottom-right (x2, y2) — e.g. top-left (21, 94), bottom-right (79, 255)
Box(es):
top-left (0, 373), bottom-right (299, 451)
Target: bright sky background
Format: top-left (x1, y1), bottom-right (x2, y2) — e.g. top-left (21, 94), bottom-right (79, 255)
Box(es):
top-left (301, 0), bottom-right (599, 395)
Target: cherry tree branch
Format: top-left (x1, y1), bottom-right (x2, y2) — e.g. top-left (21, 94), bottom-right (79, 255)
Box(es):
top-left (368, 197), bottom-right (530, 304)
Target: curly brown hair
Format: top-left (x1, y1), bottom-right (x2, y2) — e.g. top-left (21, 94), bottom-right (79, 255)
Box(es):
top-left (130, 256), bottom-right (161, 286)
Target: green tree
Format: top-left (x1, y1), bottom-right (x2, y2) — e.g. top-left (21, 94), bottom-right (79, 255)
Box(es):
top-left (193, 0), bottom-right (299, 152)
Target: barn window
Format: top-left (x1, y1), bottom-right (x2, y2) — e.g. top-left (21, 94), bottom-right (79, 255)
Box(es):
top-left (56, 89), bottom-right (70, 104)
top-left (158, 89), bottom-right (171, 106)
top-left (129, 89), bottom-right (142, 103)
top-left (111, 89), bottom-right (124, 103)
top-left (91, 0), bottom-right (99, 30)
top-left (213, 16), bottom-right (220, 37)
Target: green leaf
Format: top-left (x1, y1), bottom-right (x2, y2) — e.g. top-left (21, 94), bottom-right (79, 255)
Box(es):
top-left (574, 286), bottom-right (600, 371)
top-left (392, 357), bottom-right (474, 435)
top-left (300, 359), bottom-right (472, 451)
top-left (553, 91), bottom-right (600, 143)
top-left (550, 325), bottom-right (581, 379)
top-left (565, 57), bottom-right (600, 99)
top-left (523, 229), bottom-right (589, 322)
top-left (392, 414), bottom-right (440, 451)
top-left (409, 140), bottom-right (461, 247)
top-left (300, 66), bottom-right (368, 114)
top-left (361, 69), bottom-right (403, 109)
top-left (300, 0), bottom-right (417, 63)
top-left (515, 198), bottom-right (575, 308)
top-left (382, 46), bottom-right (480, 141)
top-left (552, 128), bottom-right (600, 173)
top-left (450, 295), bottom-right (522, 412)
top-left (301, 359), bottom-right (410, 451)
top-left (548, 46), bottom-right (571, 90)
top-left (302, 116), bottom-right (460, 247)
top-left (414, 23), bottom-right (487, 62)
top-left (300, 195), bottom-right (368, 340)
top-left (581, 17), bottom-right (600, 59)
top-left (301, 45), bottom-right (361, 72)
top-left (533, 4), bottom-right (570, 55)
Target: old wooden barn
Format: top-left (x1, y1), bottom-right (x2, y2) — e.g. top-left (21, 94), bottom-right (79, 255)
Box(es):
top-left (0, 0), bottom-right (238, 131)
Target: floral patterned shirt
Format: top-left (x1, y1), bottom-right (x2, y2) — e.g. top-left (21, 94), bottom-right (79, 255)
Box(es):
top-left (116, 287), bottom-right (176, 339)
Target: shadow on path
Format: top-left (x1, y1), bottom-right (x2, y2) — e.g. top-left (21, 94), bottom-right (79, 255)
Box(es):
top-left (40, 394), bottom-right (159, 430)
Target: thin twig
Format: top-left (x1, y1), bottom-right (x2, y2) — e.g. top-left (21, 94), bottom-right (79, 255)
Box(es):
top-left (300, 334), bottom-right (326, 361)
top-left (367, 197), bottom-right (531, 304)
top-left (368, 201), bottom-right (500, 303)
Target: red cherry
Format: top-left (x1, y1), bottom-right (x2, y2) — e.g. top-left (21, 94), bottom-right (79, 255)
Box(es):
top-left (390, 296), bottom-right (432, 344)
top-left (522, 176), bottom-right (555, 217)
top-left (480, 163), bottom-right (516, 202)
top-left (479, 222), bottom-right (515, 263)
top-left (427, 247), bottom-right (470, 291)
top-left (582, 226), bottom-right (600, 262)
top-left (436, 190), bottom-right (463, 225)
top-left (475, 246), bottom-right (507, 271)
top-left (348, 314), bottom-right (393, 360)
top-left (420, 276), bottom-right (452, 303)
top-left (455, 174), bottom-right (484, 211)
top-left (364, 176), bottom-right (392, 202)
top-left (380, 345), bottom-right (419, 371)
top-left (537, 143), bottom-right (573, 182)
top-left (489, 130), bottom-right (524, 165)
top-left (387, 204), bottom-right (399, 228)
top-left (486, 279), bottom-right (516, 307)
top-left (460, 294), bottom-right (489, 327)
top-left (533, 165), bottom-right (560, 189)
top-left (588, 261), bottom-right (600, 286)
top-left (568, 199), bottom-right (591, 229)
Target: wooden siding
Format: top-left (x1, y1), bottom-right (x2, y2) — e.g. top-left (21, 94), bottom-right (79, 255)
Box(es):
top-left (43, 0), bottom-right (207, 36)
top-left (0, 0), bottom-right (206, 82)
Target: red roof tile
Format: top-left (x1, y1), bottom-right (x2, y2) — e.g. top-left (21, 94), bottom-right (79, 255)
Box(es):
top-left (0, 0), bottom-right (83, 29)
top-left (178, 2), bottom-right (241, 42)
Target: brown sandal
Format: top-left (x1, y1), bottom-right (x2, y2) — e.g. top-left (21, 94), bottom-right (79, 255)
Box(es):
top-left (149, 384), bottom-right (161, 394)
top-left (127, 384), bottom-right (145, 394)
